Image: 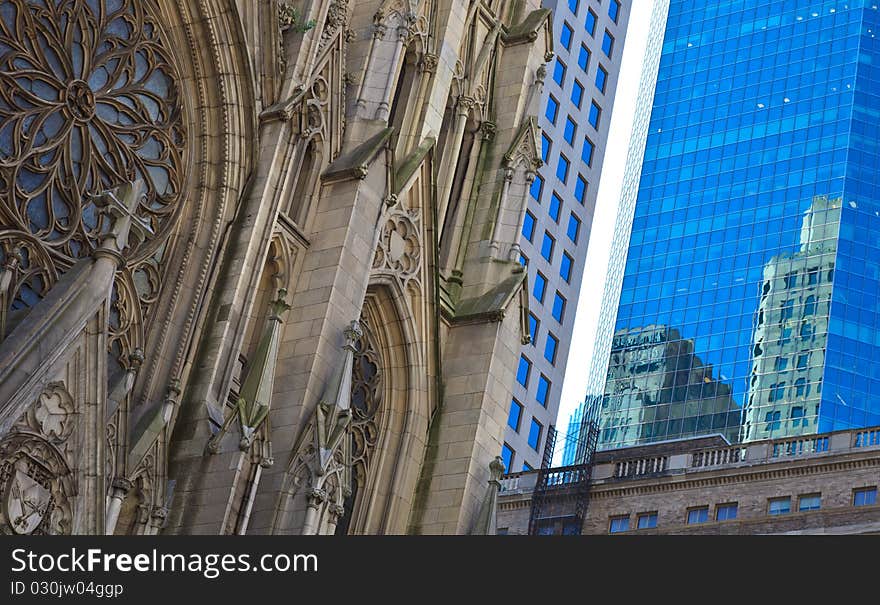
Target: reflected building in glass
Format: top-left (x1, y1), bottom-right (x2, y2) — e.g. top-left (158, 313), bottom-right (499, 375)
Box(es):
top-left (743, 196), bottom-right (840, 441)
top-left (588, 1), bottom-right (880, 451)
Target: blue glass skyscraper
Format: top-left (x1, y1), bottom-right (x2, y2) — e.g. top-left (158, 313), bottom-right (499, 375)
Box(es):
top-left (591, 1), bottom-right (880, 450)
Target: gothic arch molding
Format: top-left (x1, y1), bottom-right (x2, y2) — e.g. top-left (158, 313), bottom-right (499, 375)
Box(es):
top-left (348, 280), bottom-right (429, 534)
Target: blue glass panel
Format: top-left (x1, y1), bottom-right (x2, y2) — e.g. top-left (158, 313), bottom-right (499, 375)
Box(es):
top-left (508, 400), bottom-right (523, 431)
top-left (571, 80), bottom-right (584, 108)
top-left (501, 444), bottom-right (514, 473)
top-left (536, 376), bottom-right (551, 407)
top-left (553, 58), bottom-right (566, 86)
top-left (533, 273), bottom-right (547, 303)
top-left (549, 193), bottom-right (562, 222)
top-left (564, 117), bottom-right (577, 145)
top-left (595, 1), bottom-right (880, 452)
top-left (589, 101), bottom-right (601, 129)
top-left (595, 66), bottom-right (607, 93)
top-left (544, 333), bottom-right (558, 365)
top-left (552, 292), bottom-right (565, 322)
top-left (601, 31), bottom-right (614, 57)
top-left (528, 419), bottom-right (542, 450)
top-left (575, 175), bottom-right (587, 204)
top-left (522, 211), bottom-right (536, 241)
top-left (560, 22), bottom-right (573, 51)
top-left (585, 9), bottom-right (597, 36)
top-left (541, 232), bottom-right (554, 261)
top-left (560, 253), bottom-right (573, 282)
top-left (545, 96), bottom-right (559, 124)
top-left (578, 45), bottom-right (590, 71)
top-left (609, 0), bottom-right (620, 23)
top-left (567, 214), bottom-right (581, 242)
top-left (517, 356), bottom-right (531, 387)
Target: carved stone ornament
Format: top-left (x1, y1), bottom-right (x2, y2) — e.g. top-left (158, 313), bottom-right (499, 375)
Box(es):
top-left (0, 434), bottom-right (74, 535)
top-left (372, 198), bottom-right (422, 284)
top-left (27, 382), bottom-right (75, 444)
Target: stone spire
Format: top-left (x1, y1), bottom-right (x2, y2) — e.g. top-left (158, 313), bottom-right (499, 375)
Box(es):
top-left (236, 289), bottom-right (291, 449)
top-left (469, 456), bottom-right (505, 535)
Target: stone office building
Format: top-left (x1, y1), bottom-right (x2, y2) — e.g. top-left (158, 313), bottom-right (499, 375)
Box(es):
top-left (0, 0), bottom-right (553, 535)
top-left (497, 426), bottom-right (880, 534)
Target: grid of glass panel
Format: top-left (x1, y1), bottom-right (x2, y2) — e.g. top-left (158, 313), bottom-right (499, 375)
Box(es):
top-left (596, 1), bottom-right (880, 450)
top-left (508, 0), bottom-right (629, 469)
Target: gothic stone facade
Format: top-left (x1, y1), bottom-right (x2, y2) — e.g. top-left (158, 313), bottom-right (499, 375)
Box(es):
top-left (0, 0), bottom-right (554, 535)
top-left (497, 427), bottom-right (880, 534)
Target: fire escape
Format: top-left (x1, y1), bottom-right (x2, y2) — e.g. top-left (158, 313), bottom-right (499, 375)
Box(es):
top-left (527, 420), bottom-right (599, 535)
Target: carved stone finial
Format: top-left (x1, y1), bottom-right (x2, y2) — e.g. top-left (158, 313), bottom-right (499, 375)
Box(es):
top-left (129, 348), bottom-right (145, 370)
top-left (479, 121), bottom-right (497, 141)
top-left (536, 64), bottom-right (547, 84)
top-left (343, 320), bottom-right (363, 351)
top-left (489, 456), bottom-right (505, 482)
top-left (90, 180), bottom-right (153, 257)
top-left (269, 288), bottom-right (291, 319)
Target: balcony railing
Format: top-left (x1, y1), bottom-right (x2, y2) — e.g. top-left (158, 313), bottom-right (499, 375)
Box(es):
top-left (854, 429), bottom-right (880, 448)
top-left (691, 447), bottom-right (747, 468)
top-left (770, 436), bottom-right (829, 458)
top-left (613, 456), bottom-right (668, 478)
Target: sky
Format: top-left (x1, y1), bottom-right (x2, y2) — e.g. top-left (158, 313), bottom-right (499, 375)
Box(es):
top-left (554, 1), bottom-right (657, 456)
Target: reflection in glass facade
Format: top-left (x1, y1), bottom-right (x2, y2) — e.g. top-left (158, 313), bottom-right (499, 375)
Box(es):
top-left (591, 1), bottom-right (880, 450)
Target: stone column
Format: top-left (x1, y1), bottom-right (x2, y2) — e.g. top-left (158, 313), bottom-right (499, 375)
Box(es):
top-left (104, 478), bottom-right (133, 535)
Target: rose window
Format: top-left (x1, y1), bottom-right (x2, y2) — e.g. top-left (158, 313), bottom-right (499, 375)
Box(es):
top-left (0, 0), bottom-right (187, 264)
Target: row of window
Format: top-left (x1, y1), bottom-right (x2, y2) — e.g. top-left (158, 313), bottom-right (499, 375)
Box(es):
top-left (526, 273), bottom-right (568, 320)
top-left (501, 441), bottom-right (534, 474)
top-left (507, 399), bottom-right (544, 453)
top-left (567, 0), bottom-right (621, 27)
top-left (522, 211), bottom-right (581, 248)
top-left (608, 487), bottom-right (879, 532)
top-left (516, 355), bottom-right (552, 406)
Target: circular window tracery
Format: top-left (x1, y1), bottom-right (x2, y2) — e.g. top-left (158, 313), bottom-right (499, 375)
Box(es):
top-left (0, 0), bottom-right (188, 265)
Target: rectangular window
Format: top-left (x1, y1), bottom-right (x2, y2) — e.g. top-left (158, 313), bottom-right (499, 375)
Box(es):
top-left (560, 252), bottom-right (573, 283)
top-left (609, 516), bottom-right (629, 533)
top-left (602, 30), bottom-right (614, 57)
top-left (552, 292), bottom-right (566, 323)
top-left (797, 353), bottom-right (809, 369)
top-left (507, 399), bottom-right (523, 432)
top-left (764, 410), bottom-right (781, 431)
top-left (516, 355), bottom-right (531, 387)
top-left (791, 405), bottom-right (805, 426)
top-left (781, 299), bottom-right (794, 321)
top-left (528, 312), bottom-right (539, 346)
top-left (553, 58), bottom-right (566, 86)
top-left (768, 497), bottom-right (791, 515)
top-left (571, 80), bottom-right (584, 108)
top-left (545, 95), bottom-right (559, 124)
top-left (564, 117), bottom-right (577, 145)
top-left (769, 383), bottom-right (785, 403)
top-left (533, 272), bottom-right (547, 303)
top-left (536, 375), bottom-right (550, 407)
top-left (774, 357), bottom-right (788, 371)
top-left (544, 333), bottom-right (558, 365)
top-left (501, 443), bottom-right (514, 473)
top-left (556, 154), bottom-right (570, 183)
top-left (783, 272), bottom-right (797, 289)
top-left (568, 0), bottom-right (579, 15)
top-left (578, 44), bottom-right (590, 71)
top-left (582, 138), bottom-right (594, 166)
top-left (567, 214), bottom-right (581, 243)
top-left (540, 133), bottom-right (551, 162)
top-left (588, 100), bottom-right (601, 129)
top-left (715, 503), bottom-right (738, 521)
top-left (609, 0), bottom-right (621, 23)
top-left (541, 232), bottom-right (555, 262)
top-left (808, 268), bottom-right (819, 285)
top-left (522, 210), bottom-right (536, 241)
top-left (637, 512), bottom-right (657, 529)
top-left (798, 494), bottom-right (821, 512)
top-left (530, 174), bottom-right (544, 204)
top-left (549, 192), bottom-right (562, 223)
top-left (854, 487), bottom-right (878, 506)
top-left (519, 253), bottom-right (528, 268)
top-left (585, 9), bottom-right (597, 36)
top-left (527, 418), bottom-right (542, 451)
top-left (560, 22), bottom-right (573, 51)
top-left (595, 65), bottom-right (608, 93)
top-left (575, 175), bottom-right (587, 204)
top-left (686, 507), bottom-right (708, 524)
top-left (521, 462), bottom-right (533, 472)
